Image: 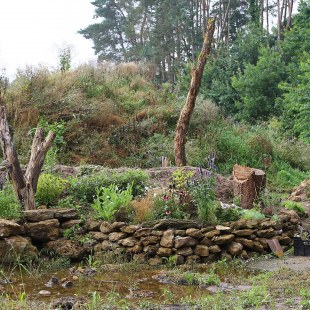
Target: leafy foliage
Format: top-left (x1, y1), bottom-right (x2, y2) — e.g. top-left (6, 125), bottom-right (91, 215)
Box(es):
top-left (0, 184), bottom-right (21, 219)
top-left (232, 48), bottom-right (287, 121)
top-left (91, 183), bottom-right (133, 222)
top-left (36, 174), bottom-right (67, 206)
top-left (71, 169), bottom-right (148, 203)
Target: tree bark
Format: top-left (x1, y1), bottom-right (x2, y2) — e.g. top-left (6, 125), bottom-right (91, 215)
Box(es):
top-left (174, 19), bottom-right (215, 166)
top-left (0, 106), bottom-right (56, 210)
top-left (233, 164), bottom-right (266, 209)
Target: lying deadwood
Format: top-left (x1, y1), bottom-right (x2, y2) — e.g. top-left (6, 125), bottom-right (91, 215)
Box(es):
top-left (233, 164), bottom-right (266, 209)
top-left (142, 219), bottom-right (202, 230)
top-left (0, 106), bottom-right (55, 210)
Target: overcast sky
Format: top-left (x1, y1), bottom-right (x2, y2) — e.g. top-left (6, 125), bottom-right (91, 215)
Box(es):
top-left (0, 0), bottom-right (97, 79)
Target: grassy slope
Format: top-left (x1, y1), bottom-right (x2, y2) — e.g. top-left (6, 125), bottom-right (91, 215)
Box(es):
top-left (4, 62), bottom-right (310, 191)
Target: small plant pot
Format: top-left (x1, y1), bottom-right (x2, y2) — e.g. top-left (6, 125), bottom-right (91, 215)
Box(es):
top-left (294, 237), bottom-right (310, 256)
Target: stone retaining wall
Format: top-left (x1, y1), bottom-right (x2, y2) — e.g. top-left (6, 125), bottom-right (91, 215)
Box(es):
top-left (0, 209), bottom-right (299, 264)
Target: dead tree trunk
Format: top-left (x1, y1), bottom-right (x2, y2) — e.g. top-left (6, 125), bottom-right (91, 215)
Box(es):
top-left (0, 106), bottom-right (55, 210)
top-left (174, 18), bottom-right (215, 166)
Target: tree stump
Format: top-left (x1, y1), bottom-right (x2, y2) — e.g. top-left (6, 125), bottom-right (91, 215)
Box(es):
top-left (233, 164), bottom-right (266, 209)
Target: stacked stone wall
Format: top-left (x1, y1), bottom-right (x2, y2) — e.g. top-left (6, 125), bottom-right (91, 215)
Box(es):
top-left (0, 208), bottom-right (299, 264)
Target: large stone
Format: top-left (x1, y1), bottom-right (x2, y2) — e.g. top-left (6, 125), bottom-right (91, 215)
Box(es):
top-left (109, 232), bottom-right (127, 242)
top-left (0, 235), bottom-right (38, 263)
top-left (141, 235), bottom-right (161, 246)
top-left (174, 236), bottom-right (197, 249)
top-left (22, 209), bottom-right (55, 222)
top-left (176, 246), bottom-right (193, 256)
top-left (256, 228), bottom-right (275, 238)
top-left (54, 209), bottom-right (78, 221)
top-left (121, 225), bottom-right (140, 234)
top-left (235, 238), bottom-right (264, 253)
top-left (25, 219), bottom-right (59, 241)
top-left (175, 230), bottom-right (186, 237)
top-left (200, 237), bottom-right (212, 246)
top-left (205, 230), bottom-right (220, 238)
top-left (157, 247), bottom-right (173, 257)
top-left (226, 242), bottom-right (243, 256)
top-left (215, 225), bottom-right (232, 233)
top-left (151, 230), bottom-right (163, 237)
top-left (209, 245), bottom-right (221, 253)
top-left (212, 234), bottom-right (235, 245)
top-left (0, 219), bottom-right (23, 238)
top-left (259, 220), bottom-right (281, 230)
top-left (118, 237), bottom-right (139, 247)
top-left (88, 232), bottom-right (109, 241)
top-left (232, 229), bottom-right (254, 237)
top-left (195, 245), bottom-right (209, 257)
top-left (99, 240), bottom-right (115, 251)
top-left (275, 234), bottom-right (292, 246)
top-left (85, 219), bottom-right (101, 231)
top-left (112, 222), bottom-right (127, 231)
top-left (186, 228), bottom-right (204, 239)
top-left (232, 219), bottom-right (259, 230)
top-left (160, 230), bottom-right (174, 248)
top-left (134, 228), bottom-right (152, 238)
top-left (100, 222), bottom-right (113, 234)
top-left (61, 220), bottom-right (82, 229)
top-left (44, 239), bottom-right (88, 260)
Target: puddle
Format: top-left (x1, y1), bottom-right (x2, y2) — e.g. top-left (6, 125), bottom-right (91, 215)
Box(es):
top-left (0, 265), bottom-right (210, 304)
top-left (0, 262), bottom-right (256, 307)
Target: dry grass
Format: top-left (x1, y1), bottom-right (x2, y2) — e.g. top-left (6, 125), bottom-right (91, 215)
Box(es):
top-left (131, 188), bottom-right (164, 222)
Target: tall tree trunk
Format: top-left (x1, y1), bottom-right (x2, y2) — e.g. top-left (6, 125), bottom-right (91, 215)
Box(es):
top-left (0, 106), bottom-right (55, 210)
top-left (174, 19), bottom-right (215, 166)
top-left (266, 0), bottom-right (269, 34)
top-left (277, 0), bottom-right (281, 42)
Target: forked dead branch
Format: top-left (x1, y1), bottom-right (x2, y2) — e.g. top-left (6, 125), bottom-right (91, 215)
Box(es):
top-left (0, 106), bottom-right (55, 210)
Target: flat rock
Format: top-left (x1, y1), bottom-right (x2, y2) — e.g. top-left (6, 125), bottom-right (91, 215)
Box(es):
top-left (226, 242), bottom-right (243, 256)
top-left (176, 246), bottom-right (193, 256)
top-left (212, 234), bottom-right (235, 245)
top-left (25, 219), bottom-right (59, 241)
top-left (0, 235), bottom-right (38, 263)
top-left (44, 239), bottom-right (88, 259)
top-left (175, 236), bottom-right (196, 249)
top-left (54, 208), bottom-right (78, 221)
top-left (157, 247), bottom-right (173, 257)
top-left (61, 220), bottom-right (82, 229)
top-left (22, 209), bottom-right (55, 222)
top-left (195, 245), bottom-right (209, 257)
top-left (109, 232), bottom-right (127, 242)
top-left (186, 228), bottom-right (204, 239)
top-left (100, 222), bottom-right (113, 233)
top-left (0, 219), bottom-right (23, 238)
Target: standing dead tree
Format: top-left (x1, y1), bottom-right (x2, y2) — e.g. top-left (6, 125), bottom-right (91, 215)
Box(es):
top-left (174, 18), bottom-right (215, 166)
top-left (0, 106), bottom-right (55, 210)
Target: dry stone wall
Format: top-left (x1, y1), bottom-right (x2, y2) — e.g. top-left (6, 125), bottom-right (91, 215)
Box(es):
top-left (0, 208), bottom-right (299, 264)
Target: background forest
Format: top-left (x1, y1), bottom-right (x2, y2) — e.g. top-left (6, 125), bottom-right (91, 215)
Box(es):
top-left (0, 0), bottom-right (309, 193)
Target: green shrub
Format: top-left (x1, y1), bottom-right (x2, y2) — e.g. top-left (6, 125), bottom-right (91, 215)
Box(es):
top-left (152, 193), bottom-right (185, 220)
top-left (36, 173), bottom-right (67, 206)
top-left (0, 184), bottom-right (21, 219)
top-left (71, 169), bottom-right (148, 203)
top-left (241, 209), bottom-right (265, 220)
top-left (268, 161), bottom-right (310, 190)
top-left (91, 183), bottom-right (133, 222)
top-left (215, 204), bottom-right (241, 222)
top-left (282, 201), bottom-right (305, 214)
top-left (188, 171), bottom-right (217, 224)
